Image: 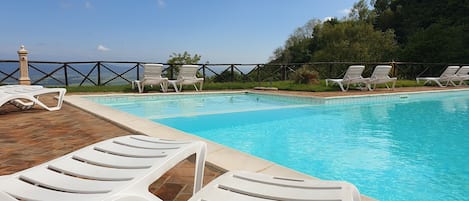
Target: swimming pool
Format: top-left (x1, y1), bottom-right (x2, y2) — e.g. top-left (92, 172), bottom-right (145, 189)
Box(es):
top-left (87, 91), bottom-right (469, 201)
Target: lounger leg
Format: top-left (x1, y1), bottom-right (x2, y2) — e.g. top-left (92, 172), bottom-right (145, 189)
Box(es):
top-left (136, 81), bottom-right (143, 93)
top-left (160, 83), bottom-right (168, 93)
top-left (170, 82), bottom-right (179, 92)
top-left (435, 80), bottom-right (444, 87)
top-left (30, 90), bottom-right (66, 111)
top-left (338, 83), bottom-right (346, 92)
top-left (199, 81), bottom-right (203, 91)
top-left (193, 143), bottom-right (207, 193)
top-left (449, 80), bottom-right (457, 87)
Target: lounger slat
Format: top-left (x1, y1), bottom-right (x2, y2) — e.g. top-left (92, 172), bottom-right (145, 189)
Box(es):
top-left (2, 179), bottom-right (106, 201)
top-left (94, 142), bottom-right (169, 158)
top-left (48, 158), bottom-right (144, 181)
top-left (130, 135), bottom-right (192, 144)
top-left (188, 171), bottom-right (359, 201)
top-left (73, 148), bottom-right (160, 169)
top-left (20, 168), bottom-right (125, 193)
top-left (113, 136), bottom-right (183, 149)
top-left (216, 176), bottom-right (350, 200)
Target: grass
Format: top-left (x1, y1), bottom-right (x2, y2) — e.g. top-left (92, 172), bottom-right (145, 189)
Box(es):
top-left (64, 80), bottom-right (425, 93)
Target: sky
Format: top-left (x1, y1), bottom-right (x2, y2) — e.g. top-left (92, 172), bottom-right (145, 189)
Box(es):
top-left (0, 0), bottom-right (358, 64)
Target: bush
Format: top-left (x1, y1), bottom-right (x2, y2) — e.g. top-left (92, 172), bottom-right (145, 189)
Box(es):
top-left (292, 68), bottom-right (320, 84)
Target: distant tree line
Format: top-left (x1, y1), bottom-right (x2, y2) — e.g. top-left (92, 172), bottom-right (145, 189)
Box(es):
top-left (269, 0), bottom-right (469, 64)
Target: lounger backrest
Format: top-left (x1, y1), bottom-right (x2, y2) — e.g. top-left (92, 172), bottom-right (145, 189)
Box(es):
top-left (178, 65), bottom-right (199, 79)
top-left (440, 66), bottom-right (459, 78)
top-left (456, 66), bottom-right (469, 76)
top-left (371, 65), bottom-right (392, 79)
top-left (143, 64), bottom-right (164, 79)
top-left (343, 65), bottom-right (365, 81)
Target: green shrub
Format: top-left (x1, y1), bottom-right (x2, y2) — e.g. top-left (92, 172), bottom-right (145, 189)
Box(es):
top-left (292, 68), bottom-right (320, 84)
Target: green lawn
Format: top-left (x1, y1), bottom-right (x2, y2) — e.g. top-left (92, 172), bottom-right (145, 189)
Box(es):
top-left (64, 80), bottom-right (424, 93)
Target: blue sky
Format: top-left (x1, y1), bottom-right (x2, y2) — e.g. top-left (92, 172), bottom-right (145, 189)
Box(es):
top-left (1, 0), bottom-right (358, 63)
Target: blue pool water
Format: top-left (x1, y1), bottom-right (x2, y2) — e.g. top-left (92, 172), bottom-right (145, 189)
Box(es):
top-left (87, 91), bottom-right (469, 201)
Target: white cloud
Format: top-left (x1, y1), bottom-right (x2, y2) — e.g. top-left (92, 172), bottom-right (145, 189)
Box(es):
top-left (97, 45), bottom-right (110, 52)
top-left (85, 1), bottom-right (93, 9)
top-left (339, 8), bottom-right (351, 16)
top-left (157, 0), bottom-right (165, 7)
top-left (323, 16), bottom-right (333, 22)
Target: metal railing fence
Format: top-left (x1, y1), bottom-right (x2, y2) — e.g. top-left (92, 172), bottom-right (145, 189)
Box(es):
top-left (1, 60), bottom-right (467, 86)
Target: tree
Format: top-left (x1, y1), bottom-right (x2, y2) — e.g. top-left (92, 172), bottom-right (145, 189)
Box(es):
top-left (373, 0), bottom-right (469, 62)
top-left (347, 0), bottom-right (375, 23)
top-left (166, 51), bottom-right (202, 78)
top-left (312, 21), bottom-right (398, 62)
top-left (167, 51), bottom-right (201, 65)
top-left (269, 19), bottom-right (320, 63)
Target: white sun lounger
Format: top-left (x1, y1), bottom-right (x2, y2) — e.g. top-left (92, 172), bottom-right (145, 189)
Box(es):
top-left (450, 66), bottom-right (469, 86)
top-left (188, 171), bottom-right (361, 201)
top-left (416, 66), bottom-right (460, 87)
top-left (168, 65), bottom-right (204, 92)
top-left (367, 65), bottom-right (397, 91)
top-left (134, 64), bottom-right (169, 93)
top-left (0, 135), bottom-right (207, 201)
top-left (0, 85), bottom-right (66, 111)
top-left (326, 65), bottom-right (370, 92)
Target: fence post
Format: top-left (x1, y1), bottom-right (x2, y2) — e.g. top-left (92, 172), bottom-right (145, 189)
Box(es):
top-left (97, 61), bottom-right (101, 86)
top-left (202, 64), bottom-right (206, 80)
top-left (64, 63), bottom-right (69, 86)
top-left (17, 45), bottom-right (31, 85)
top-left (136, 62), bottom-right (140, 81)
top-left (230, 64), bottom-right (234, 82)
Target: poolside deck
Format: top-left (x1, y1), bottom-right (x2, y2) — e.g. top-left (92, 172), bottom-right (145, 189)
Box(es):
top-left (0, 86), bottom-right (461, 200)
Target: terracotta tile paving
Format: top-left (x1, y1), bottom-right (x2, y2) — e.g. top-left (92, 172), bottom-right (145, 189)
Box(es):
top-left (0, 86), bottom-right (464, 200)
top-left (0, 94), bottom-right (224, 201)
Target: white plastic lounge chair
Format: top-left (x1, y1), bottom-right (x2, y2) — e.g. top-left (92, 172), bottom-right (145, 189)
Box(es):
top-left (366, 65), bottom-right (397, 91)
top-left (134, 64), bottom-right (169, 93)
top-left (0, 86), bottom-right (66, 111)
top-left (168, 65), bottom-right (204, 92)
top-left (0, 135), bottom-right (207, 201)
top-left (450, 66), bottom-right (469, 86)
top-left (0, 85), bottom-right (44, 109)
top-left (188, 171), bottom-right (361, 201)
top-left (416, 66), bottom-right (460, 87)
top-left (325, 65), bottom-right (370, 92)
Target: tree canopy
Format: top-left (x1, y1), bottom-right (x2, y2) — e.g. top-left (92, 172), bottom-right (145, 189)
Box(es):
top-left (167, 51), bottom-right (201, 65)
top-left (270, 0), bottom-right (469, 64)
